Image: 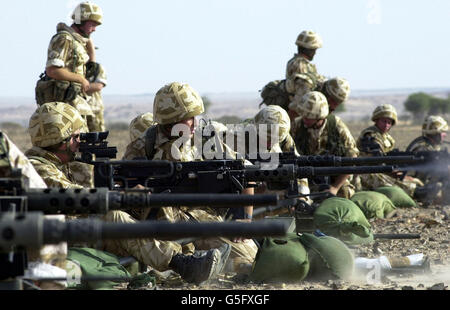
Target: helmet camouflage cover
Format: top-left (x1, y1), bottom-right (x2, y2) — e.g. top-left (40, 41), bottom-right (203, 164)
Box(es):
top-left (254, 105), bottom-right (291, 142)
top-left (422, 115), bottom-right (448, 135)
top-left (289, 91), bottom-right (329, 119)
top-left (153, 82), bottom-right (204, 125)
top-left (72, 2), bottom-right (103, 25)
top-left (28, 102), bottom-right (87, 148)
top-left (129, 112), bottom-right (156, 141)
top-left (324, 77), bottom-right (351, 104)
top-left (371, 104), bottom-right (398, 125)
top-left (296, 30), bottom-right (323, 49)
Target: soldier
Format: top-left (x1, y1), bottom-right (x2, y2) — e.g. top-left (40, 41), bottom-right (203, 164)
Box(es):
top-left (25, 102), bottom-right (88, 189)
top-left (407, 115), bottom-right (448, 153)
top-left (129, 112), bottom-right (155, 142)
top-left (285, 31), bottom-right (326, 110)
top-left (406, 116), bottom-right (449, 197)
top-left (252, 105), bottom-right (311, 202)
top-left (320, 77), bottom-right (351, 114)
top-left (123, 82), bottom-right (259, 274)
top-left (289, 91), bottom-right (359, 198)
top-left (25, 102), bottom-right (231, 285)
top-left (356, 104), bottom-right (424, 197)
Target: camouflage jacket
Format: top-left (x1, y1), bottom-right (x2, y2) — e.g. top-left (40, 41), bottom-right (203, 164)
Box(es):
top-left (285, 53), bottom-right (325, 93)
top-left (406, 136), bottom-right (441, 153)
top-left (25, 146), bottom-right (83, 189)
top-left (292, 115), bottom-right (359, 157)
top-left (357, 125), bottom-right (396, 155)
top-left (0, 133), bottom-right (47, 189)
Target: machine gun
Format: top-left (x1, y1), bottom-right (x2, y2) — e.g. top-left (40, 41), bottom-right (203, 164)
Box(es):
top-left (0, 211), bottom-right (287, 289)
top-left (77, 131), bottom-right (117, 164)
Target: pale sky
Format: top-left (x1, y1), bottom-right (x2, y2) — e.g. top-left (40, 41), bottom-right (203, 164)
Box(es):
top-left (2, 0), bottom-right (450, 97)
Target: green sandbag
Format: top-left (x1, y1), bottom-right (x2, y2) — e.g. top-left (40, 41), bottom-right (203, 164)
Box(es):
top-left (350, 191), bottom-right (396, 219)
top-left (375, 186), bottom-right (417, 208)
top-left (250, 233), bottom-right (310, 283)
top-left (67, 247), bottom-right (132, 290)
top-left (299, 233), bottom-right (354, 281)
top-left (313, 197), bottom-right (374, 245)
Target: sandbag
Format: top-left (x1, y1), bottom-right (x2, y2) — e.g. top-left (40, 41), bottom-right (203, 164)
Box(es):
top-left (350, 191), bottom-right (396, 219)
top-left (375, 186), bottom-right (417, 208)
top-left (67, 247), bottom-right (132, 290)
top-left (299, 233), bottom-right (354, 281)
top-left (250, 233), bottom-right (309, 283)
top-left (313, 197), bottom-right (374, 245)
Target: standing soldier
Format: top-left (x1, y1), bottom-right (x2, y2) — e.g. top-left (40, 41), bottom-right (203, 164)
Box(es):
top-left (356, 104), bottom-right (424, 197)
top-left (285, 31), bottom-right (326, 112)
top-left (289, 92), bottom-right (359, 198)
top-left (35, 2), bottom-right (104, 187)
top-left (123, 82), bottom-right (259, 274)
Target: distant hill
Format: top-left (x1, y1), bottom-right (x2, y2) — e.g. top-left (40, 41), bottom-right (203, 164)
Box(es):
top-left (1, 88), bottom-right (448, 126)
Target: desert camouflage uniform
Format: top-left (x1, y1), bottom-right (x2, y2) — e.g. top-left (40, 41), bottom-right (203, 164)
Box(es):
top-left (356, 126), bottom-right (422, 196)
top-left (25, 146), bottom-right (83, 189)
top-left (86, 63), bottom-right (107, 132)
top-left (0, 132), bottom-right (47, 189)
top-left (292, 115), bottom-right (359, 198)
top-left (285, 54), bottom-right (325, 97)
top-left (129, 112), bottom-right (156, 142)
top-left (123, 127), bottom-right (258, 273)
top-left (46, 23), bottom-right (93, 117)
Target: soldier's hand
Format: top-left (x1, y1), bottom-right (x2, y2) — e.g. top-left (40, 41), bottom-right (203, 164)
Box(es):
top-left (80, 77), bottom-right (90, 93)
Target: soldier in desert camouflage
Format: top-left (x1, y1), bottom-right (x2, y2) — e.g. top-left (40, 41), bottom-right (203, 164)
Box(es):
top-left (25, 102), bottom-right (88, 189)
top-left (356, 104), bottom-right (424, 197)
top-left (123, 82), bottom-right (258, 274)
top-left (320, 77), bottom-right (351, 114)
top-left (129, 112), bottom-right (155, 142)
top-left (289, 91), bottom-right (359, 198)
top-left (24, 102), bottom-right (230, 285)
top-left (285, 31), bottom-right (326, 119)
top-left (405, 115), bottom-right (449, 196)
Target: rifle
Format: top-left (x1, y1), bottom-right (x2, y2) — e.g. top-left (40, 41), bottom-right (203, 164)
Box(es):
top-left (77, 131), bottom-right (117, 164)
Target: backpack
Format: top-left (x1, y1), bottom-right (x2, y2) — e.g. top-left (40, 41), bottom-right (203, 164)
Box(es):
top-left (259, 80), bottom-right (291, 111)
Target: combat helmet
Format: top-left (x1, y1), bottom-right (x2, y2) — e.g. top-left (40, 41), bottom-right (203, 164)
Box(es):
top-left (422, 115), bottom-right (448, 135)
top-left (153, 82), bottom-right (204, 125)
top-left (72, 2), bottom-right (103, 25)
top-left (296, 31), bottom-right (323, 49)
top-left (254, 105), bottom-right (291, 143)
top-left (289, 91), bottom-right (329, 120)
top-left (324, 77), bottom-right (351, 104)
top-left (129, 112), bottom-right (156, 142)
top-left (371, 104), bottom-right (398, 125)
top-left (28, 102), bottom-right (87, 148)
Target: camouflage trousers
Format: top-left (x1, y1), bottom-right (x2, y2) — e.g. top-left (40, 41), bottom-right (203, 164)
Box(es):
top-left (86, 108), bottom-right (106, 132)
top-left (68, 161), bottom-right (94, 188)
top-left (156, 206), bottom-right (258, 274)
top-left (101, 211), bottom-right (182, 271)
top-left (355, 173), bottom-right (424, 197)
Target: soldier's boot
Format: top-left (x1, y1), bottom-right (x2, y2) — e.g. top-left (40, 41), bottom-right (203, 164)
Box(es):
top-left (169, 243), bottom-right (231, 285)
